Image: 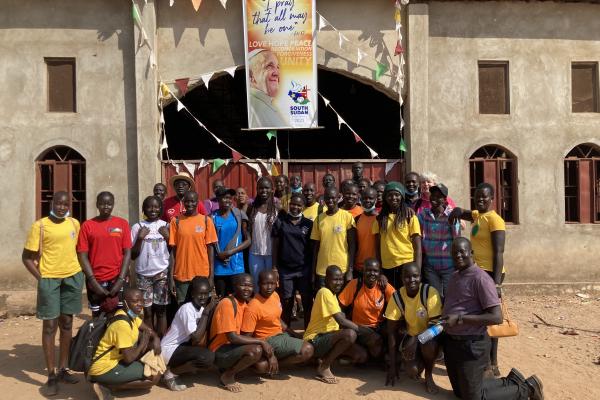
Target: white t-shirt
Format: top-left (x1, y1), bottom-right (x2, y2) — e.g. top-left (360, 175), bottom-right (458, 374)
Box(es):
top-left (130, 219), bottom-right (170, 276)
top-left (160, 302), bottom-right (204, 364)
top-left (250, 211), bottom-right (272, 256)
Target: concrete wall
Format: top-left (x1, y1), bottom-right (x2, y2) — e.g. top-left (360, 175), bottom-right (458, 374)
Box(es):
top-left (0, 0), bottom-right (140, 288)
top-left (408, 1), bottom-right (600, 281)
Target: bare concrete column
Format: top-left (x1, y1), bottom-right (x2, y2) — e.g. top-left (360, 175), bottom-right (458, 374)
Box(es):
top-left (131, 0), bottom-right (160, 220)
top-left (406, 3), bottom-right (429, 174)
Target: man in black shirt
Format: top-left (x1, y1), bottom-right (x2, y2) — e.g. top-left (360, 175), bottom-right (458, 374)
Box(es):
top-left (272, 194), bottom-right (313, 328)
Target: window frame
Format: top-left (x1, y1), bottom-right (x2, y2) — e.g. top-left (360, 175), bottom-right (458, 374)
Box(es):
top-left (478, 61), bottom-right (510, 115)
top-left (564, 144), bottom-right (600, 224)
top-left (45, 57), bottom-right (77, 113)
top-left (571, 62), bottom-right (599, 113)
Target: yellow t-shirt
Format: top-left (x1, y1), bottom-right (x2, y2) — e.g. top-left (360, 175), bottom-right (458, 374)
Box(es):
top-left (470, 210), bottom-right (506, 273)
top-left (304, 287), bottom-right (341, 341)
top-left (24, 217), bottom-right (81, 278)
top-left (88, 310), bottom-right (143, 376)
top-left (310, 209), bottom-right (356, 276)
top-left (384, 284), bottom-right (442, 337)
top-left (303, 202), bottom-right (320, 221)
top-left (372, 214), bottom-right (420, 269)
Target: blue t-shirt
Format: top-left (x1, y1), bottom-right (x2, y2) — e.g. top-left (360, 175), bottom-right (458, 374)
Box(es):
top-left (212, 210), bottom-right (247, 276)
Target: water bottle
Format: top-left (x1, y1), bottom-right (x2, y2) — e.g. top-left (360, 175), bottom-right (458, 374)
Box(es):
top-left (417, 324), bottom-right (444, 344)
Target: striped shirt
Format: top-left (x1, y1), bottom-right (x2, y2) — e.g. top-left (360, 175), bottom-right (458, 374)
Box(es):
top-left (417, 206), bottom-right (460, 271)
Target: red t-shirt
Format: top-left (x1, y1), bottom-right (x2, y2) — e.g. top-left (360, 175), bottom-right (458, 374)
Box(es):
top-left (161, 196), bottom-right (207, 222)
top-left (77, 216), bottom-right (132, 281)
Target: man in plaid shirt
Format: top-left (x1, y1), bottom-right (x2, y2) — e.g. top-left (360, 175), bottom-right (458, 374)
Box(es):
top-left (417, 184), bottom-right (460, 298)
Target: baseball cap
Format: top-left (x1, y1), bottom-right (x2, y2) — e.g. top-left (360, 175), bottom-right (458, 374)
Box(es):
top-left (430, 183), bottom-right (449, 198)
top-left (215, 187), bottom-right (236, 198)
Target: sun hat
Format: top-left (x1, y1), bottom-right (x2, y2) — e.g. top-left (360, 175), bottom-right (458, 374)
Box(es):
top-left (168, 171), bottom-right (195, 188)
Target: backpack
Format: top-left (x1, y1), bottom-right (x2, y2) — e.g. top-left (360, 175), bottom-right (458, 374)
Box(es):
top-left (68, 313), bottom-right (132, 375)
top-left (342, 277), bottom-right (386, 320)
top-left (206, 296), bottom-right (237, 347)
top-left (391, 283), bottom-right (431, 317)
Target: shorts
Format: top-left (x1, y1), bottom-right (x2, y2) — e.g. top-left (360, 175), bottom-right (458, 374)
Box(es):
top-left (137, 270), bottom-right (169, 307)
top-left (86, 276), bottom-right (125, 313)
top-left (309, 332), bottom-right (336, 359)
top-left (266, 333), bottom-right (304, 359)
top-left (357, 325), bottom-right (383, 347)
top-left (174, 280), bottom-right (191, 304)
top-left (90, 361), bottom-right (145, 385)
top-left (168, 343), bottom-right (214, 369)
top-left (37, 271), bottom-right (84, 320)
top-left (279, 269), bottom-right (311, 299)
top-left (214, 344), bottom-right (247, 369)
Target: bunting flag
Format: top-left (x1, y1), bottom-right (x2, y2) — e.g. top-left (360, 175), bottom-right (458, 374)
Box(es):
top-left (357, 48), bottom-right (368, 64)
top-left (175, 78), bottom-right (190, 96)
top-left (176, 100), bottom-right (184, 111)
top-left (322, 96), bottom-right (331, 108)
top-left (132, 2), bottom-right (142, 25)
top-left (275, 137), bottom-right (281, 162)
top-left (170, 0), bottom-right (175, 6)
top-left (160, 83), bottom-right (171, 99)
top-left (338, 32), bottom-right (348, 49)
top-left (319, 15), bottom-right (330, 30)
top-left (224, 66), bottom-right (236, 78)
top-left (394, 41), bottom-right (404, 56)
top-left (212, 158), bottom-right (226, 173)
top-left (219, 0), bottom-right (227, 8)
top-left (191, 0), bottom-right (202, 12)
top-left (385, 159), bottom-right (400, 175)
top-left (232, 150), bottom-right (242, 163)
top-left (266, 130), bottom-right (277, 141)
top-left (337, 114), bottom-right (345, 129)
top-left (198, 159), bottom-right (209, 169)
top-left (245, 162), bottom-right (263, 178)
top-left (367, 146), bottom-right (378, 159)
top-left (353, 132), bottom-right (361, 143)
top-left (183, 162), bottom-right (196, 176)
top-left (399, 137), bottom-right (407, 152)
top-left (174, 163), bottom-right (181, 174)
top-left (201, 73), bottom-right (214, 89)
top-left (160, 134), bottom-right (168, 151)
top-left (374, 62), bottom-right (389, 81)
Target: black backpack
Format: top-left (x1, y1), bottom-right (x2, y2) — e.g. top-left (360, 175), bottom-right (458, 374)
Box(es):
top-left (69, 313), bottom-right (132, 375)
top-left (391, 284), bottom-right (431, 316)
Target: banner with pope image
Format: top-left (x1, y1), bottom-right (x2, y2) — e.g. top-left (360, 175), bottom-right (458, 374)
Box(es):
top-left (243, 0), bottom-right (318, 129)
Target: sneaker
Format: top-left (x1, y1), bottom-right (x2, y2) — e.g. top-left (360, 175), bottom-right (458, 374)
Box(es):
top-left (163, 377), bottom-right (187, 391)
top-left (91, 382), bottom-right (114, 400)
top-left (506, 368), bottom-right (526, 385)
top-left (526, 375), bottom-right (544, 400)
top-left (58, 368), bottom-right (79, 384)
top-left (45, 374), bottom-right (58, 396)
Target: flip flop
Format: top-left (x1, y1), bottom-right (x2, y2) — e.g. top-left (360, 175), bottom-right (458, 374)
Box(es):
top-left (221, 382), bottom-right (242, 392)
top-left (315, 375), bottom-right (338, 384)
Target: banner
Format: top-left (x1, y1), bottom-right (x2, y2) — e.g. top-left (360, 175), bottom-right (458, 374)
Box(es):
top-left (243, 0), bottom-right (318, 130)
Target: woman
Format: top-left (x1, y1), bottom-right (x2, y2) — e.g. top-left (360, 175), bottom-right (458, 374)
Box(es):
top-left (416, 172), bottom-right (457, 214)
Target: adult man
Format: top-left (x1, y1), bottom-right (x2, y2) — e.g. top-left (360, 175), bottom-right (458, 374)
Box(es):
top-left (442, 238), bottom-right (543, 400)
top-left (354, 187), bottom-right (378, 274)
top-left (272, 194), bottom-right (314, 328)
top-left (404, 171), bottom-right (421, 210)
top-left (373, 180), bottom-right (386, 213)
top-left (385, 262), bottom-right (442, 394)
top-left (241, 271), bottom-right (314, 371)
top-left (169, 191), bottom-right (218, 304)
top-left (311, 187), bottom-right (356, 287)
top-left (351, 162), bottom-right (364, 185)
top-left (162, 172), bottom-right (207, 222)
top-left (78, 192), bottom-right (132, 316)
top-left (89, 288), bottom-right (162, 399)
top-left (22, 191), bottom-right (83, 395)
top-left (153, 183), bottom-right (167, 202)
top-left (160, 277), bottom-right (216, 391)
top-left (302, 182), bottom-right (320, 221)
top-left (338, 258), bottom-right (394, 359)
top-left (203, 179), bottom-right (225, 215)
top-left (274, 175), bottom-right (291, 212)
top-left (317, 173), bottom-right (337, 205)
top-left (248, 49), bottom-right (288, 128)
top-left (304, 265), bottom-right (366, 384)
top-left (209, 274), bottom-right (274, 392)
top-left (341, 183), bottom-right (364, 219)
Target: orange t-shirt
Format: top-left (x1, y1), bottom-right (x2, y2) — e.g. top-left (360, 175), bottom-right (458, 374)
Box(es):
top-left (241, 292), bottom-right (283, 339)
top-left (355, 214), bottom-right (377, 270)
top-left (209, 297), bottom-right (247, 352)
top-left (338, 278), bottom-right (395, 327)
top-left (169, 214), bottom-right (217, 281)
top-left (344, 205), bottom-right (364, 219)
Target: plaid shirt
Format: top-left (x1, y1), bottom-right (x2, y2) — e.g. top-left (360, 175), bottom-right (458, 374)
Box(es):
top-left (417, 206), bottom-right (460, 271)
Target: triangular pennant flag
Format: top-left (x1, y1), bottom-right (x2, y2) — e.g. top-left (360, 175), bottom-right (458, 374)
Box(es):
top-left (183, 162), bottom-right (196, 176)
top-left (394, 41), bottom-right (404, 56)
top-left (275, 139), bottom-right (281, 162)
top-left (212, 158), bottom-right (225, 173)
top-left (266, 130), bottom-right (277, 140)
top-left (395, 8), bottom-right (401, 23)
top-left (174, 163), bottom-right (181, 174)
top-left (176, 100), bottom-right (184, 111)
top-left (396, 22), bottom-right (402, 33)
top-left (198, 159), bottom-right (209, 168)
top-left (224, 66), bottom-right (237, 77)
top-left (337, 114), bottom-right (346, 129)
top-left (132, 3), bottom-right (142, 25)
top-left (159, 110), bottom-right (165, 125)
top-left (175, 78), bottom-right (190, 96)
top-left (224, 159), bottom-right (230, 166)
top-left (232, 150), bottom-right (242, 163)
top-left (357, 48), bottom-right (368, 64)
top-left (201, 73), bottom-right (214, 89)
top-left (385, 159), bottom-right (400, 175)
top-left (219, 0), bottom-right (227, 8)
top-left (160, 82), bottom-right (171, 99)
top-left (191, 0), bottom-right (202, 12)
top-left (374, 62), bottom-right (389, 81)
top-left (353, 132), bottom-right (362, 143)
top-left (160, 135), bottom-right (168, 150)
top-left (318, 15), bottom-right (329, 30)
top-left (170, 0), bottom-right (175, 6)
top-left (271, 160), bottom-right (279, 176)
top-left (257, 159), bottom-right (270, 175)
top-left (400, 118), bottom-right (405, 130)
top-left (367, 146), bottom-right (378, 159)
top-left (338, 32), bottom-right (348, 49)
top-left (401, 0), bottom-right (410, 5)
top-left (246, 162), bottom-right (263, 178)
top-left (399, 137), bottom-right (407, 152)
top-left (322, 96), bottom-right (331, 108)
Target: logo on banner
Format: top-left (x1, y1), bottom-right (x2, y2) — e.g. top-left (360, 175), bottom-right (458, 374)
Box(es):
top-left (288, 81), bottom-right (310, 105)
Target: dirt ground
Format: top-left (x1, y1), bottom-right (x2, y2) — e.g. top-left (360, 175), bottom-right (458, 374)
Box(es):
top-left (1, 293), bottom-right (599, 400)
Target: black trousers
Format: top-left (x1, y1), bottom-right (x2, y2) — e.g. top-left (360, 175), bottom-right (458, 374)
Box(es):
top-left (443, 334), bottom-right (529, 400)
top-left (168, 343), bottom-right (215, 369)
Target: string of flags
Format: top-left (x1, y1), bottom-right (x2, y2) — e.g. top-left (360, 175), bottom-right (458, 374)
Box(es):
top-left (163, 0), bottom-right (229, 11)
top-left (131, 1), bottom-right (156, 69)
top-left (395, 0), bottom-right (408, 153)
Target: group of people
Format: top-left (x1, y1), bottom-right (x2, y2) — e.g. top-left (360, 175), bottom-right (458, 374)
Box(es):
top-left (22, 162), bottom-right (544, 400)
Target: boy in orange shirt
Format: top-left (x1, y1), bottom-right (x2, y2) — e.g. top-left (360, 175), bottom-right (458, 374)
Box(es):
top-left (208, 274), bottom-right (274, 392)
top-left (354, 187), bottom-right (378, 277)
top-left (338, 258), bottom-right (394, 358)
top-left (241, 270), bottom-right (314, 371)
top-left (169, 191), bottom-right (218, 304)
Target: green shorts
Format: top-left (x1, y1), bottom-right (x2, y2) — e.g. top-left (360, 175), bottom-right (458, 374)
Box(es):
top-left (175, 280), bottom-right (191, 304)
top-left (214, 344), bottom-right (247, 369)
top-left (309, 332), bottom-right (336, 359)
top-left (37, 271), bottom-right (84, 320)
top-left (266, 333), bottom-right (304, 359)
top-left (357, 325), bottom-right (383, 347)
top-left (90, 361), bottom-right (145, 385)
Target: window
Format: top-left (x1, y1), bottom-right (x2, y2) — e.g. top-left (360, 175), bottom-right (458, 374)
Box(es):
top-left (564, 144), bottom-right (600, 223)
top-left (572, 63), bottom-right (598, 113)
top-left (478, 61), bottom-right (509, 114)
top-left (46, 58), bottom-right (76, 112)
top-left (469, 145), bottom-right (518, 223)
top-left (36, 146), bottom-right (86, 222)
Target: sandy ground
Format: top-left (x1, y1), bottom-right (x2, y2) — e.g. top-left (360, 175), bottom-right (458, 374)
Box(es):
top-left (1, 293), bottom-right (599, 400)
